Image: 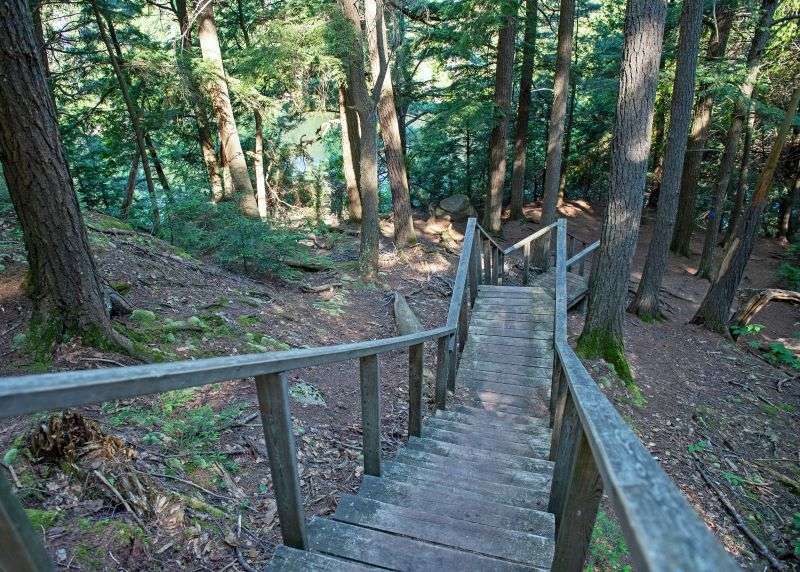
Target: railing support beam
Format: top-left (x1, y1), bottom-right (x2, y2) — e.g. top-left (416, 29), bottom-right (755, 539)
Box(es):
top-left (0, 470), bottom-right (53, 572)
top-left (435, 336), bottom-right (449, 410)
top-left (408, 343), bottom-right (424, 437)
top-left (255, 372), bottom-right (307, 549)
top-left (359, 355), bottom-right (381, 476)
top-left (549, 393), bottom-right (603, 571)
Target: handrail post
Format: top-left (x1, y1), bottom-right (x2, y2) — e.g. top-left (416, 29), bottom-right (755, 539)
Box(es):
top-left (255, 372), bottom-right (308, 549)
top-left (359, 355), bottom-right (381, 476)
top-left (447, 334), bottom-right (457, 391)
top-left (549, 391), bottom-right (603, 572)
top-left (497, 251), bottom-right (504, 285)
top-left (408, 343), bottom-right (424, 437)
top-left (435, 336), bottom-right (449, 409)
top-left (522, 242), bottom-right (530, 285)
top-left (468, 238), bottom-right (479, 306)
top-left (0, 470), bottom-right (53, 572)
top-left (483, 240), bottom-right (492, 283)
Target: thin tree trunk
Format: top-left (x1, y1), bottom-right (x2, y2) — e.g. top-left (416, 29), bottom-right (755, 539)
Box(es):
top-left (175, 0), bottom-right (224, 202)
top-left (536, 0), bottom-right (575, 264)
top-left (789, 158), bottom-right (800, 240)
top-left (671, 3), bottom-right (736, 255)
top-left (196, 0), bottom-right (258, 217)
top-left (0, 0), bottom-right (132, 352)
top-left (692, 86), bottom-right (800, 333)
top-left (723, 108), bottom-right (755, 247)
top-left (483, 7), bottom-right (517, 233)
top-left (338, 83), bottom-right (362, 222)
top-left (629, 0), bottom-right (704, 320)
top-left (121, 153), bottom-right (139, 219)
top-left (144, 132), bottom-right (171, 194)
top-left (91, 0), bottom-right (160, 233)
top-left (465, 128), bottom-right (472, 197)
top-left (365, 0), bottom-right (416, 246)
top-left (254, 111), bottom-right (267, 219)
top-left (338, 0), bottom-right (380, 279)
top-left (510, 0), bottom-right (539, 220)
top-left (646, 88), bottom-right (668, 210)
top-left (558, 7), bottom-right (579, 206)
top-left (695, 0), bottom-right (778, 278)
top-left (576, 0), bottom-right (667, 379)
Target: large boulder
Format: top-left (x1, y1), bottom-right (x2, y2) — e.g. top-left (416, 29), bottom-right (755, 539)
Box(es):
top-left (434, 194), bottom-right (477, 221)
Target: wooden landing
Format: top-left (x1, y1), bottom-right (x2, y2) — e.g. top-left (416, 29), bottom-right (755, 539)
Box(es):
top-left (528, 270), bottom-right (588, 308)
top-left (267, 285), bottom-right (557, 571)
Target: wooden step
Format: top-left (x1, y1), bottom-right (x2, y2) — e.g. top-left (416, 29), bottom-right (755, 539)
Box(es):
top-left (406, 436), bottom-right (554, 474)
top-left (451, 404), bottom-right (549, 425)
top-left (478, 285), bottom-right (547, 295)
top-left (469, 327), bottom-right (553, 340)
top-left (434, 408), bottom-right (548, 431)
top-left (458, 368), bottom-right (551, 386)
top-left (421, 425), bottom-right (542, 457)
top-left (381, 462), bottom-right (550, 510)
top-left (393, 450), bottom-right (551, 488)
top-left (306, 518), bottom-right (541, 572)
top-left (268, 546), bottom-right (381, 571)
top-left (425, 416), bottom-right (550, 441)
top-left (468, 335), bottom-right (552, 349)
top-left (460, 351), bottom-right (553, 370)
top-left (357, 475), bottom-right (555, 535)
top-left (333, 496), bottom-right (554, 567)
top-left (469, 318), bottom-right (554, 331)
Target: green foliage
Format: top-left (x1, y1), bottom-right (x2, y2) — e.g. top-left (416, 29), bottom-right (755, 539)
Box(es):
top-left (687, 440), bottom-right (710, 454)
top-left (761, 342), bottom-right (800, 370)
top-left (730, 323), bottom-right (764, 337)
top-left (289, 382), bottom-right (326, 406)
top-left (792, 512), bottom-right (800, 558)
top-left (777, 262), bottom-right (800, 289)
top-left (586, 511), bottom-right (631, 572)
top-left (576, 329), bottom-right (645, 406)
top-left (25, 509), bottom-right (62, 530)
top-left (161, 193), bottom-right (319, 278)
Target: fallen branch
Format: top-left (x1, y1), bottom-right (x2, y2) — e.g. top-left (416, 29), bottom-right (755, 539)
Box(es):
top-left (93, 469), bottom-right (145, 528)
top-left (732, 289), bottom-right (800, 332)
top-left (694, 460), bottom-right (787, 571)
top-left (0, 462), bottom-right (22, 488)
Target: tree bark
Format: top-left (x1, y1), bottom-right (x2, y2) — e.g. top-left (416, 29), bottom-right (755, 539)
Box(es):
top-left (577, 0), bottom-right (667, 378)
top-left (645, 88), bottom-right (668, 210)
top-left (144, 132), bottom-right (171, 195)
top-left (175, 0), bottom-right (224, 202)
top-left (0, 0), bottom-right (131, 352)
top-left (723, 108), bottom-right (755, 247)
top-left (338, 0), bottom-right (380, 279)
top-left (365, 0), bottom-right (416, 247)
top-left (483, 7), bottom-right (517, 233)
top-left (254, 110), bottom-right (267, 219)
top-left (692, 86), bottom-right (800, 333)
top-left (671, 3), bottom-right (736, 255)
top-left (558, 8), bottom-right (580, 206)
top-left (121, 153), bottom-right (139, 219)
top-left (510, 0), bottom-right (539, 220)
top-left (196, 0), bottom-right (258, 217)
top-left (695, 0), bottom-right (778, 279)
top-left (338, 82), bottom-right (362, 222)
top-left (536, 0), bottom-right (575, 265)
top-left (91, 0), bottom-right (160, 233)
top-left (629, 0), bottom-right (704, 320)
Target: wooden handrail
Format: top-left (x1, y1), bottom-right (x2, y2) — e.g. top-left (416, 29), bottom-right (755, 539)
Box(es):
top-left (548, 222), bottom-right (739, 570)
top-left (501, 221), bottom-right (558, 255)
top-left (0, 217), bottom-right (488, 570)
top-left (565, 240), bottom-right (598, 269)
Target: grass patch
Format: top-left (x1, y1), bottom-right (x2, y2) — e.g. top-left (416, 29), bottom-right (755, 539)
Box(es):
top-left (586, 510), bottom-right (631, 572)
top-left (25, 508), bottom-right (61, 530)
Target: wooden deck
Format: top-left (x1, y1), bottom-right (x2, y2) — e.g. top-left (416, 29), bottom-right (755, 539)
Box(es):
top-left (528, 269), bottom-right (588, 308)
top-left (267, 285), bottom-right (560, 571)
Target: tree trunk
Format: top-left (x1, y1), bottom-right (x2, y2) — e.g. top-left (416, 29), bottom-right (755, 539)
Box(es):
top-left (628, 0), bottom-right (704, 320)
top-left (338, 0), bottom-right (380, 279)
top-left (0, 0), bottom-right (131, 352)
top-left (196, 0), bottom-right (258, 217)
top-left (338, 82), bottom-right (362, 222)
top-left (692, 86), bottom-right (800, 333)
top-left (789, 158), bottom-right (800, 240)
top-left (483, 7), bottom-right (517, 233)
top-left (695, 0), bottom-right (778, 279)
top-left (510, 0), bottom-right (539, 220)
top-left (175, 0), bottom-right (224, 202)
top-left (91, 0), bottom-right (160, 233)
top-left (723, 108), bottom-right (755, 247)
top-left (144, 132), bottom-right (171, 195)
top-left (364, 0), bottom-right (416, 247)
top-left (121, 153), bottom-right (139, 219)
top-left (576, 0), bottom-right (667, 379)
top-left (558, 8), bottom-right (580, 206)
top-left (670, 3), bottom-right (736, 255)
top-left (536, 0), bottom-right (575, 265)
top-left (254, 110), bottom-right (267, 219)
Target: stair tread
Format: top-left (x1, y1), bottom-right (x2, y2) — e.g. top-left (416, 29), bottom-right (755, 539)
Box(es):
top-left (393, 450), bottom-right (551, 487)
top-left (307, 518), bottom-right (543, 572)
top-left (421, 426), bottom-right (545, 457)
top-left (425, 416), bottom-right (550, 441)
top-left (333, 495), bottom-right (554, 567)
top-left (267, 546), bottom-right (381, 571)
top-left (407, 436), bottom-right (554, 473)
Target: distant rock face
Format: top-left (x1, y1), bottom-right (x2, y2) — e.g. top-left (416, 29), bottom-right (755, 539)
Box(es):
top-left (435, 194), bottom-right (476, 221)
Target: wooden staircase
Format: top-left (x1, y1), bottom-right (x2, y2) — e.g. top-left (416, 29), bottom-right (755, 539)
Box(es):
top-left (268, 285), bottom-right (560, 570)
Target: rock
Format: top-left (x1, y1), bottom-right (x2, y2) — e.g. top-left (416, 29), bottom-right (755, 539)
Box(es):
top-left (435, 194), bottom-right (477, 221)
top-left (393, 293), bottom-right (423, 336)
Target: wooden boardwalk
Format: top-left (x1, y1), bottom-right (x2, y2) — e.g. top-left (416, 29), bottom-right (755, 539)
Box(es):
top-left (268, 285), bottom-right (559, 571)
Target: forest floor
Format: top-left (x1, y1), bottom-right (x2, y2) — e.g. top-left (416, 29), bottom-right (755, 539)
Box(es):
top-left (0, 203), bottom-right (798, 571)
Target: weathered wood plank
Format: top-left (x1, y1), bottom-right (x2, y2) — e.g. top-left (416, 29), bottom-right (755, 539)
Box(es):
top-left (433, 409), bottom-right (549, 433)
top-left (0, 471), bottom-right (52, 572)
top-left (398, 442), bottom-right (552, 477)
top-left (357, 475), bottom-right (554, 535)
top-left (468, 335), bottom-right (552, 348)
top-left (424, 416), bottom-right (549, 443)
top-left (268, 546), bottom-right (380, 571)
top-left (307, 518), bottom-right (538, 572)
top-left (458, 368), bottom-right (551, 385)
top-left (460, 380), bottom-right (545, 399)
top-left (421, 426), bottom-right (539, 457)
top-left (406, 436), bottom-right (554, 474)
top-left (469, 326), bottom-right (554, 340)
top-left (460, 349), bottom-right (553, 368)
top-left (255, 372), bottom-right (307, 549)
top-left (359, 355), bottom-right (381, 477)
top-left (435, 336), bottom-right (449, 410)
top-left (333, 496), bottom-right (554, 567)
top-left (408, 343), bottom-right (424, 438)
